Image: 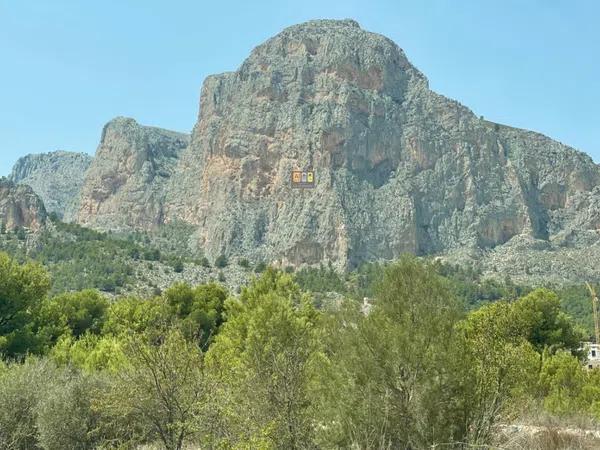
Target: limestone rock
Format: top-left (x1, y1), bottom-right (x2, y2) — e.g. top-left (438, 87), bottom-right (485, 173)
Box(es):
top-left (70, 20), bottom-right (600, 281)
top-left (10, 151), bottom-right (93, 219)
top-left (165, 19), bottom-right (600, 270)
top-left (0, 178), bottom-right (46, 231)
top-left (75, 117), bottom-right (189, 230)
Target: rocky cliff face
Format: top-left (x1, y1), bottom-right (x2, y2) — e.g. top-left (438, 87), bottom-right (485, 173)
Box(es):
top-left (10, 151), bottom-right (93, 219)
top-left (74, 117), bottom-right (190, 230)
top-left (162, 19), bottom-right (600, 270)
top-left (71, 19), bottom-right (600, 280)
top-left (0, 178), bottom-right (46, 231)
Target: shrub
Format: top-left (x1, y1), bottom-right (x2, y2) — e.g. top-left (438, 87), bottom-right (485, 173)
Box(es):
top-left (173, 259), bottom-right (184, 274)
top-left (199, 257), bottom-right (210, 268)
top-left (214, 254), bottom-right (228, 268)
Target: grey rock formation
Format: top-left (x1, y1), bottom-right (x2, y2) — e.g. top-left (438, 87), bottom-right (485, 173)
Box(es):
top-left (10, 151), bottom-right (93, 219)
top-left (162, 19), bottom-right (600, 273)
top-left (72, 20), bottom-right (600, 282)
top-left (0, 178), bottom-right (46, 231)
top-left (75, 117), bottom-right (189, 230)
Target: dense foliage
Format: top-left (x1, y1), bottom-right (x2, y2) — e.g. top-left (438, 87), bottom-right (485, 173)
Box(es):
top-left (1, 251), bottom-right (599, 449)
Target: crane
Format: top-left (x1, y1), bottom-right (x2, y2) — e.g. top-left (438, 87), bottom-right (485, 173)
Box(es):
top-left (586, 282), bottom-right (600, 345)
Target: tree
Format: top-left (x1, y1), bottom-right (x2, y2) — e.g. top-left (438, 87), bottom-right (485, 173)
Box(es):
top-left (513, 288), bottom-right (584, 355)
top-left (0, 252), bottom-right (50, 357)
top-left (51, 333), bottom-right (127, 373)
top-left (36, 367), bottom-right (106, 450)
top-left (15, 228), bottom-right (26, 241)
top-left (254, 260), bottom-right (267, 273)
top-left (459, 301), bottom-right (540, 444)
top-left (163, 283), bottom-right (227, 349)
top-left (206, 269), bottom-right (322, 449)
top-left (36, 290), bottom-right (109, 350)
top-left (0, 357), bottom-right (51, 449)
top-left (214, 254), bottom-right (228, 268)
top-left (539, 350), bottom-right (588, 416)
top-left (96, 330), bottom-right (207, 450)
top-left (172, 259), bottom-right (184, 273)
top-left (102, 296), bottom-right (170, 337)
top-left (316, 257), bottom-right (471, 449)
top-left (199, 257), bottom-right (210, 268)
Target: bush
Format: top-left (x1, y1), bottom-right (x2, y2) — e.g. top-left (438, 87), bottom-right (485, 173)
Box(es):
top-left (199, 257), bottom-right (210, 268)
top-left (36, 369), bottom-right (105, 450)
top-left (172, 259), bottom-right (184, 273)
top-left (16, 227), bottom-right (26, 241)
top-left (238, 258), bottom-right (250, 269)
top-left (214, 254), bottom-right (228, 268)
top-left (254, 261), bottom-right (267, 273)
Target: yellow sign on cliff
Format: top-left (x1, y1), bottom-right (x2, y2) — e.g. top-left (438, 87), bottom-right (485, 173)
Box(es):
top-left (291, 169), bottom-right (315, 188)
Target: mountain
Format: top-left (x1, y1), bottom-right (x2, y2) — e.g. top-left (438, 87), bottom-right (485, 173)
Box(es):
top-left (73, 117), bottom-right (190, 230)
top-left (14, 19), bottom-right (600, 283)
top-left (162, 19), bottom-right (600, 274)
top-left (0, 178), bottom-right (46, 231)
top-left (9, 151), bottom-right (93, 219)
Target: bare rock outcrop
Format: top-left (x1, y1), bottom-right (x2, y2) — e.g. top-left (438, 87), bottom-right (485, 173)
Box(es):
top-left (0, 178), bottom-right (46, 231)
top-left (75, 117), bottom-right (189, 230)
top-left (10, 151), bottom-right (93, 219)
top-left (164, 19), bottom-right (600, 270)
top-left (70, 20), bottom-right (600, 281)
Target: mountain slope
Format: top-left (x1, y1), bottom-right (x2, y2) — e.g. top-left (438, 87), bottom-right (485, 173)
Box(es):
top-left (9, 151), bottom-right (93, 219)
top-left (0, 178), bottom-right (46, 231)
top-left (161, 19), bottom-right (600, 272)
top-left (47, 19), bottom-right (600, 282)
top-left (73, 117), bottom-right (190, 230)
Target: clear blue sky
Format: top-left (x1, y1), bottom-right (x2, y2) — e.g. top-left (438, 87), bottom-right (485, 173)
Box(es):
top-left (1, 0), bottom-right (599, 176)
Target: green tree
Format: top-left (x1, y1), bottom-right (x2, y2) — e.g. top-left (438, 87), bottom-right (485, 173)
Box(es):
top-left (199, 257), bottom-right (210, 268)
top-left (459, 302), bottom-right (540, 444)
top-left (0, 357), bottom-right (50, 449)
top-left (36, 290), bottom-right (109, 350)
top-left (15, 228), bottom-right (26, 241)
top-left (513, 288), bottom-right (584, 355)
top-left (163, 283), bottom-right (227, 349)
top-left (36, 368), bottom-right (106, 450)
top-left (316, 257), bottom-right (471, 449)
top-left (0, 252), bottom-right (51, 357)
top-left (96, 330), bottom-right (207, 450)
top-left (51, 333), bottom-right (127, 373)
top-left (206, 269), bottom-right (322, 449)
top-left (102, 296), bottom-right (170, 337)
top-left (254, 260), bottom-right (267, 273)
top-left (539, 350), bottom-right (588, 416)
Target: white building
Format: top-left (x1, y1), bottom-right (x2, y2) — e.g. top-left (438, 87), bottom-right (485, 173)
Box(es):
top-left (583, 342), bottom-right (600, 369)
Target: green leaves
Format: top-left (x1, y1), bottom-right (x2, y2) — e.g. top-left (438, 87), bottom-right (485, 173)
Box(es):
top-left (0, 252), bottom-right (50, 357)
top-left (316, 257), bottom-right (469, 449)
top-left (205, 269), bottom-right (321, 449)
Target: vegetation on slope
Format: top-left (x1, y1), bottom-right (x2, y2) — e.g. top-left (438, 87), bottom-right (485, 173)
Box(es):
top-left (1, 252), bottom-right (600, 449)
